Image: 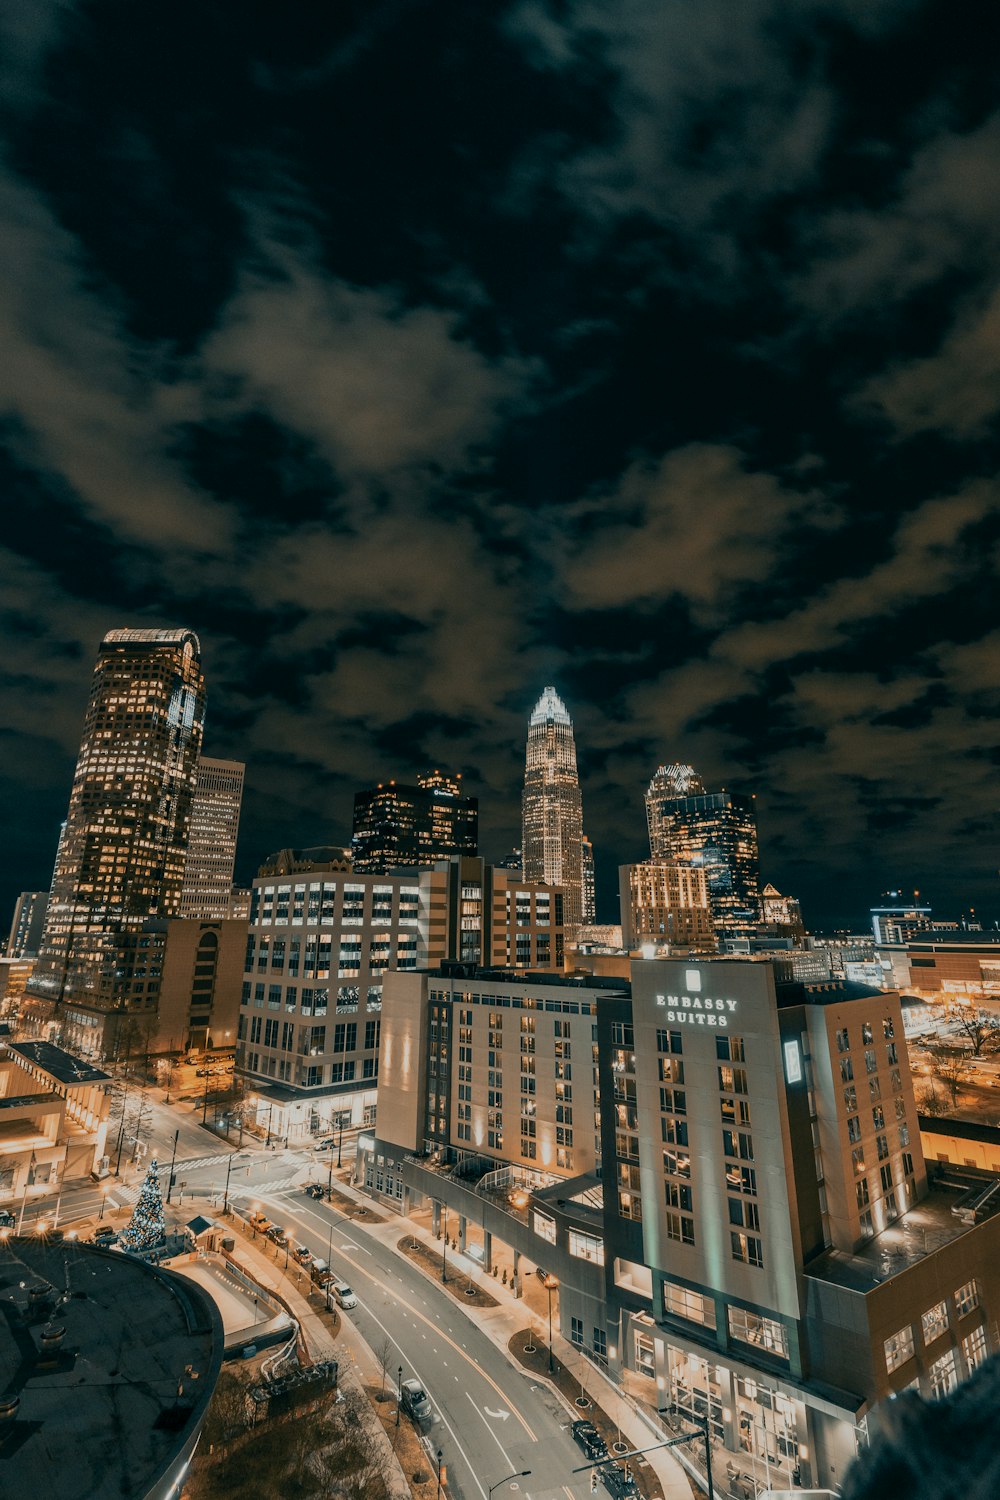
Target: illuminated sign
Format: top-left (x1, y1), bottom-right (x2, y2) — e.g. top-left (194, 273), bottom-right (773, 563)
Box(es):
top-left (655, 992), bottom-right (737, 1028)
top-left (784, 1040), bottom-right (802, 1084)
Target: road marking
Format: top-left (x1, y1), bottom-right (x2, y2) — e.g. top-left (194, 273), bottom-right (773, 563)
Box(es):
top-left (466, 1392), bottom-right (515, 1469)
top-left (484, 1406), bottom-right (510, 1421)
top-left (255, 1192), bottom-right (536, 1442)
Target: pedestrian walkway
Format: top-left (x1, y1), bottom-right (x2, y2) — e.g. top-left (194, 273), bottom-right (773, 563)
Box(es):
top-left (312, 1173), bottom-right (696, 1500)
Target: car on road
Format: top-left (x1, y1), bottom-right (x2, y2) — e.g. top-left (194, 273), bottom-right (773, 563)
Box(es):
top-left (91, 1227), bottom-right (118, 1246)
top-left (293, 1245), bottom-right (313, 1266)
top-left (598, 1462), bottom-right (639, 1499)
top-left (309, 1257), bottom-right (332, 1286)
top-left (266, 1226), bottom-right (288, 1247)
top-left (331, 1281), bottom-right (357, 1309)
top-left (399, 1378), bottom-right (433, 1430)
top-left (571, 1420), bottom-right (609, 1462)
top-left (248, 1212), bottom-right (273, 1233)
top-left (313, 1136), bottom-right (336, 1151)
top-left (304, 1182), bottom-right (326, 1199)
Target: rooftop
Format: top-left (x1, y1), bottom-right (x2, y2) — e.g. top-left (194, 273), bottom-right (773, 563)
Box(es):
top-left (0, 1238), bottom-right (222, 1500)
top-left (6, 1041), bottom-right (110, 1087)
top-left (776, 978), bottom-right (886, 1009)
top-left (805, 1178), bottom-right (999, 1294)
top-left (429, 964), bottom-right (631, 992)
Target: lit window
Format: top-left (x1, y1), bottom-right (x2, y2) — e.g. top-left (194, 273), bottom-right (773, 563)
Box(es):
top-left (921, 1301), bottom-right (949, 1343)
top-left (884, 1325), bottom-right (914, 1373)
top-left (954, 1279), bottom-right (981, 1318)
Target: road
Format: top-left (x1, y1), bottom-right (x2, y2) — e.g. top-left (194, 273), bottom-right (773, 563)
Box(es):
top-left (249, 1182), bottom-right (595, 1500)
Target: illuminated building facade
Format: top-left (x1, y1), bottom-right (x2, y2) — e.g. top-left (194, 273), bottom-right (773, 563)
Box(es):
top-left (760, 882), bottom-right (805, 937)
top-left (25, 628), bottom-right (205, 1054)
top-left (522, 687), bottom-right (585, 930)
top-left (581, 835), bottom-right (596, 924)
top-left (179, 756), bottom-right (245, 919)
top-left (645, 773), bottom-right (760, 940)
top-left (351, 771), bottom-right (478, 873)
top-left (619, 860), bottom-right (715, 951)
top-left (6, 891), bottom-right (47, 958)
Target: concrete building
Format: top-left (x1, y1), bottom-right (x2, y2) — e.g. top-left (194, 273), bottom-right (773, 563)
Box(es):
top-left (367, 956), bottom-right (1000, 1497)
top-left (522, 688), bottom-right (585, 931)
top-left (581, 835), bottom-right (596, 924)
top-left (759, 883), bottom-right (806, 939)
top-left (877, 934), bottom-right (1000, 997)
top-left (5, 890), bottom-right (47, 958)
top-left (870, 901), bottom-right (934, 946)
top-left (645, 770), bottom-right (761, 941)
top-left (0, 1238), bottom-right (222, 1500)
top-left (179, 755), bottom-right (245, 919)
top-left (236, 855), bottom-right (565, 1143)
top-left (154, 917), bottom-right (249, 1055)
top-left (351, 771), bottom-right (478, 873)
top-left (0, 1038), bottom-right (111, 1211)
top-left (24, 628), bottom-right (206, 1057)
top-left (619, 860), bottom-right (715, 952)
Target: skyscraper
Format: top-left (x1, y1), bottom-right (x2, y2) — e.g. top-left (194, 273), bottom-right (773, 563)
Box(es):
top-left (179, 756), bottom-right (246, 919)
top-left (351, 771), bottom-right (478, 873)
top-left (581, 834), bottom-right (596, 924)
top-left (644, 767), bottom-right (760, 940)
top-left (5, 892), bottom-right (48, 958)
top-left (26, 628), bottom-right (205, 1053)
top-left (522, 687), bottom-right (585, 929)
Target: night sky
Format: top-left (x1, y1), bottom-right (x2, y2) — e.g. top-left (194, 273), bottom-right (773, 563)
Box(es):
top-left (3, 1), bottom-right (1000, 932)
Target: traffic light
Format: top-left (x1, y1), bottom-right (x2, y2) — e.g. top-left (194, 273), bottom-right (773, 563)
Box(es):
top-left (590, 1471), bottom-right (598, 1492)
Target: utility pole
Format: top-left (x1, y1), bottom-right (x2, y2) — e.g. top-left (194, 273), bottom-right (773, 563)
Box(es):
top-left (223, 1150), bottom-right (235, 1215)
top-left (441, 1204), bottom-right (448, 1283)
top-left (166, 1129), bottom-right (180, 1205)
top-left (337, 1115), bottom-right (343, 1169)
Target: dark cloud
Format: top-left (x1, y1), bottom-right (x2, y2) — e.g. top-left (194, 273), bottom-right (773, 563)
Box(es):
top-left (2, 0), bottom-right (999, 930)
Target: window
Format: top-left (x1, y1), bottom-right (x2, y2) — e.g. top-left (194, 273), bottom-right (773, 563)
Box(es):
top-left (864, 1049), bottom-right (878, 1075)
top-left (884, 1326), bottom-right (914, 1373)
top-left (570, 1317), bottom-right (584, 1346)
top-left (666, 1212), bottom-right (695, 1245)
top-left (836, 1028), bottom-right (850, 1053)
top-left (663, 1282), bottom-right (716, 1327)
top-left (843, 1085), bottom-right (857, 1111)
top-left (847, 1115), bottom-right (862, 1144)
top-left (928, 1350), bottom-right (958, 1400)
top-left (728, 1198), bottom-right (760, 1231)
top-left (862, 1021), bottom-right (874, 1044)
top-left (962, 1325), bottom-right (988, 1372)
top-left (657, 1030), bottom-right (683, 1054)
top-left (856, 1177), bottom-right (870, 1208)
top-left (840, 1057), bottom-right (854, 1083)
top-left (718, 1064), bottom-right (748, 1094)
top-left (533, 1211), bottom-right (556, 1244)
top-left (852, 1146), bottom-right (866, 1175)
top-left (593, 1329), bottom-right (607, 1361)
top-left (568, 1230), bottom-right (605, 1265)
top-left (883, 1017), bottom-right (895, 1039)
top-left (872, 1105), bottom-right (885, 1130)
top-left (954, 1279), bottom-right (981, 1317)
top-left (730, 1232), bottom-right (764, 1268)
top-left (728, 1306), bottom-right (787, 1358)
top-left (635, 1330), bottom-right (655, 1377)
top-left (921, 1301), bottom-right (949, 1343)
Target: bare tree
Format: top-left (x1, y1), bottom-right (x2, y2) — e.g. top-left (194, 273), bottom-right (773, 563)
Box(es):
top-left (200, 1370), bottom-right (252, 1452)
top-left (916, 1083), bottom-right (946, 1116)
top-left (374, 1336), bottom-right (394, 1401)
top-left (314, 1389), bottom-right (394, 1500)
top-left (951, 1007), bottom-right (1000, 1058)
top-left (930, 1048), bottom-right (970, 1109)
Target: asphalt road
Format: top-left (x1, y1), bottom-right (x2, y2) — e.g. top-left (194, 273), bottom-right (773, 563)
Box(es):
top-left (252, 1183), bottom-right (594, 1500)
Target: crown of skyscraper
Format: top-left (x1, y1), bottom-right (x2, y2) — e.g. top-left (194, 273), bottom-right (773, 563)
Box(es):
top-left (530, 686), bottom-right (572, 727)
top-left (647, 763), bottom-right (705, 798)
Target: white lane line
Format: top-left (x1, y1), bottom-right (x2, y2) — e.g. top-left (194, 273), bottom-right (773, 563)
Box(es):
top-left (465, 1391), bottom-right (515, 1470)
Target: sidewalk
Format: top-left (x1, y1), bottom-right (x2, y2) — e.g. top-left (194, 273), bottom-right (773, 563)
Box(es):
top-left (327, 1172), bottom-right (695, 1500)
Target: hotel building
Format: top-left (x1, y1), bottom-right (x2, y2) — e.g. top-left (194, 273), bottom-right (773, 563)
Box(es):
top-left (619, 861), bottom-right (715, 952)
top-left (368, 956), bottom-right (1000, 1496)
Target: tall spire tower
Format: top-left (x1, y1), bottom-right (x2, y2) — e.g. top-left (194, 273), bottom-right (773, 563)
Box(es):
top-left (522, 687), bottom-right (585, 930)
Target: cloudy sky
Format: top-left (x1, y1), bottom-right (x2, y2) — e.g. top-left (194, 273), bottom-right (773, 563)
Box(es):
top-left (2, 0), bottom-right (999, 931)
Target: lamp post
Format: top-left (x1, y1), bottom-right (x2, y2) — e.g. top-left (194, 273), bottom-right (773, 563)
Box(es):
top-left (166, 1128), bottom-right (179, 1205)
top-left (202, 1069), bottom-right (210, 1125)
top-left (544, 1274), bottom-right (559, 1374)
top-left (337, 1115), bottom-right (343, 1169)
top-left (223, 1150), bottom-right (236, 1216)
top-left (436, 1447), bottom-right (444, 1500)
top-left (284, 1232), bottom-right (291, 1271)
top-left (489, 1470), bottom-right (532, 1498)
top-left (441, 1204), bottom-right (448, 1283)
top-left (396, 1366), bottom-right (403, 1427)
top-left (99, 1186), bottom-right (109, 1221)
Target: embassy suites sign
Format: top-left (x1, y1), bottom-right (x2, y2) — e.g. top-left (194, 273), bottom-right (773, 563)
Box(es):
top-left (655, 991), bottom-right (738, 1027)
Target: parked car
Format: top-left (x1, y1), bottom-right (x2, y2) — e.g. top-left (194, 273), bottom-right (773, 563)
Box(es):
top-left (266, 1226), bottom-right (288, 1248)
top-left (293, 1246), bottom-right (313, 1266)
top-left (313, 1136), bottom-right (336, 1151)
top-left (91, 1227), bottom-right (118, 1246)
top-left (0, 1210), bottom-right (15, 1230)
top-left (304, 1183), bottom-right (326, 1199)
top-left (571, 1420), bottom-right (609, 1462)
top-left (248, 1212), bottom-right (272, 1233)
top-left (399, 1378), bottom-right (433, 1429)
top-left (310, 1257), bottom-right (332, 1286)
top-left (331, 1281), bottom-right (357, 1309)
top-left (599, 1464), bottom-right (639, 1499)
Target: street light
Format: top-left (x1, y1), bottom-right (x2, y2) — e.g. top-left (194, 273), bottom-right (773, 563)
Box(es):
top-left (396, 1365), bottom-right (403, 1427)
top-left (99, 1187), bottom-right (109, 1221)
top-left (436, 1447), bottom-right (444, 1500)
top-left (441, 1204), bottom-right (448, 1284)
top-left (284, 1231), bottom-right (292, 1270)
top-left (337, 1115), bottom-right (343, 1169)
top-left (544, 1274), bottom-right (559, 1374)
top-left (489, 1470), bottom-right (532, 1498)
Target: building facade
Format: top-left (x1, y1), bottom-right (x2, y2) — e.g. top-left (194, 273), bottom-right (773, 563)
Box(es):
top-left (179, 756), bottom-right (245, 919)
top-left (24, 628), bottom-right (205, 1056)
top-left (581, 835), bottom-right (596, 925)
top-left (619, 861), bottom-right (715, 952)
top-left (645, 774), bottom-right (761, 941)
top-left (154, 917), bottom-right (249, 1055)
top-left (645, 764), bottom-right (705, 855)
top-left (6, 891), bottom-right (47, 958)
top-left (351, 771), bottom-right (478, 873)
top-left (522, 687), bottom-right (585, 931)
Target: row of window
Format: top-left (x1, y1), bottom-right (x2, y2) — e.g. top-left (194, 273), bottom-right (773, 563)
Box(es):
top-left (884, 1280), bottom-right (982, 1372)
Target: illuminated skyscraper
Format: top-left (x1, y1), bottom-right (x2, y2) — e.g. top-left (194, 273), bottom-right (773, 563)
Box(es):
top-left (644, 767), bottom-right (760, 940)
top-left (581, 834), bottom-right (596, 924)
top-left (179, 756), bottom-right (245, 919)
top-left (351, 771), bottom-right (478, 873)
top-left (522, 687), bottom-right (585, 929)
top-left (26, 629), bottom-right (205, 1054)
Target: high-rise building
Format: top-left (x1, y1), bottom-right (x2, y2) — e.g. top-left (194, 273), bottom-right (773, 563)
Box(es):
top-left (351, 771), bottom-right (478, 874)
top-left (522, 687), bottom-right (585, 930)
top-left (25, 628), bottom-right (205, 1054)
top-left (619, 860), bottom-right (715, 951)
top-left (581, 835), bottom-right (596, 924)
top-left (760, 882), bottom-right (805, 937)
top-left (179, 756), bottom-right (245, 919)
top-left (5, 891), bottom-right (47, 958)
top-left (645, 769), bottom-right (760, 940)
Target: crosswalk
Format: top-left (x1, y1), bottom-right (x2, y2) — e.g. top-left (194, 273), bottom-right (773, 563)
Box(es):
top-left (230, 1174), bottom-right (305, 1199)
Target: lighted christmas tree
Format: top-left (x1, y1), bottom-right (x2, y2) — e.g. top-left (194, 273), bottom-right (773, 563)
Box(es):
top-left (119, 1158), bottom-right (166, 1254)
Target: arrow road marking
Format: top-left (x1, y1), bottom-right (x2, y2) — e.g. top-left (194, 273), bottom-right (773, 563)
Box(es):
top-left (467, 1392), bottom-right (515, 1470)
top-left (484, 1406), bottom-right (510, 1421)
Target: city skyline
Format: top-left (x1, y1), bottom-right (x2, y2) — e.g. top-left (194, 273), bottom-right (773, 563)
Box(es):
top-left (3, 4), bottom-right (1000, 937)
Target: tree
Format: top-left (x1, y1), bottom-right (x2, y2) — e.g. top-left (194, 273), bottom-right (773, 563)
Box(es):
top-left (951, 1007), bottom-right (1000, 1058)
top-left (930, 1048), bottom-right (970, 1109)
top-left (119, 1158), bottom-right (166, 1253)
